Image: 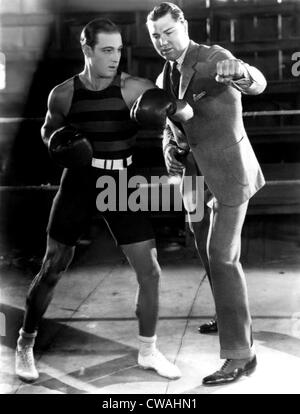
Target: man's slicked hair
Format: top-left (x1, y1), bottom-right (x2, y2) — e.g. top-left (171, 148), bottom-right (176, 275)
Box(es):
top-left (146, 2), bottom-right (185, 23)
top-left (80, 18), bottom-right (121, 49)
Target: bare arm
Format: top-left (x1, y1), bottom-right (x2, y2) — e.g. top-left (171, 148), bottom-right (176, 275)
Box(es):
top-left (122, 74), bottom-right (156, 109)
top-left (41, 80), bottom-right (73, 146)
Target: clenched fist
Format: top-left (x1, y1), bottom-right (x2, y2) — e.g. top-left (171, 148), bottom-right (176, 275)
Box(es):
top-left (164, 145), bottom-right (186, 176)
top-left (215, 59), bottom-right (247, 84)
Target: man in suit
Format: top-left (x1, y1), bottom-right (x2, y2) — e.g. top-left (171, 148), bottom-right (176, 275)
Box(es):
top-left (146, 2), bottom-right (266, 385)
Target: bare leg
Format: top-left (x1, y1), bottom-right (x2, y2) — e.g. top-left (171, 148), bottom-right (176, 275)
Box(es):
top-left (121, 238), bottom-right (181, 379)
top-left (121, 238), bottom-right (160, 337)
top-left (23, 236), bottom-right (75, 333)
top-left (16, 236), bottom-right (75, 382)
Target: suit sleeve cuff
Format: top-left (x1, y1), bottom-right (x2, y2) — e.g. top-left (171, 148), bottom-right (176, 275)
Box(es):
top-left (230, 64), bottom-right (254, 92)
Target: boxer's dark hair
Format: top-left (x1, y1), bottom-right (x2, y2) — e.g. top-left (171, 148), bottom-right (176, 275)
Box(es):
top-left (80, 18), bottom-right (121, 49)
top-left (147, 2), bottom-right (185, 24)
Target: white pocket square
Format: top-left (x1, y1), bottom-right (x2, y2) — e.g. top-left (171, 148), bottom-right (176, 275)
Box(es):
top-left (193, 91), bottom-right (207, 102)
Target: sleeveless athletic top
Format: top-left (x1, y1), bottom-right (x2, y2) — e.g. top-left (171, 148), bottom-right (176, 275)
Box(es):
top-left (67, 73), bottom-right (138, 160)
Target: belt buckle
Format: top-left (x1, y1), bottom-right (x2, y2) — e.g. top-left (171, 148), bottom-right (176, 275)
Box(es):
top-left (92, 156), bottom-right (132, 170)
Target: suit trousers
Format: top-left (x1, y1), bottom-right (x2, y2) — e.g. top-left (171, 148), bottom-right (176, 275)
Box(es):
top-left (183, 154), bottom-right (255, 359)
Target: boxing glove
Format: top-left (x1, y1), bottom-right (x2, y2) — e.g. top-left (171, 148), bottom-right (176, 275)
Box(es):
top-left (48, 125), bottom-right (93, 168)
top-left (130, 88), bottom-right (193, 127)
top-left (174, 148), bottom-right (189, 163)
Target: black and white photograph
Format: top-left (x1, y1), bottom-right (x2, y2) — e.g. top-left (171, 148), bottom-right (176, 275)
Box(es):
top-left (0, 0), bottom-right (299, 398)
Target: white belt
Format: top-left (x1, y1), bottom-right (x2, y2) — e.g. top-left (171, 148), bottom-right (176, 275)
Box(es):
top-left (91, 155), bottom-right (132, 170)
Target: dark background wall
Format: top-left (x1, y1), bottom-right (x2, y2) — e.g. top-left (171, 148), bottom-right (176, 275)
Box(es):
top-left (0, 0), bottom-right (300, 254)
top-left (1, 0), bottom-right (300, 185)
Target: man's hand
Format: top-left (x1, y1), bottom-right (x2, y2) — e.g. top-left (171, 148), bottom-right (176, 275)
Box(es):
top-left (164, 145), bottom-right (185, 176)
top-left (48, 125), bottom-right (93, 168)
top-left (215, 59), bottom-right (247, 84)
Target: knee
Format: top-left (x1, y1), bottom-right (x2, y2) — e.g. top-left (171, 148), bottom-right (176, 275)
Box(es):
top-left (138, 261), bottom-right (161, 287)
top-left (208, 243), bottom-right (239, 269)
top-left (45, 244), bottom-right (74, 272)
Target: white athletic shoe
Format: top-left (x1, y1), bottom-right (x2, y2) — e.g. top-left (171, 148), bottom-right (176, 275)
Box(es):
top-left (138, 349), bottom-right (181, 379)
top-left (15, 345), bottom-right (39, 382)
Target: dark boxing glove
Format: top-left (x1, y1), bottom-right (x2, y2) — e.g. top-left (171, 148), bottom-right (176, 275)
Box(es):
top-left (130, 88), bottom-right (193, 128)
top-left (48, 125), bottom-right (93, 168)
top-left (174, 148), bottom-right (189, 163)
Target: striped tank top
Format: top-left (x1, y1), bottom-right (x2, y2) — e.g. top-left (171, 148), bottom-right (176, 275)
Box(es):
top-left (67, 73), bottom-right (138, 160)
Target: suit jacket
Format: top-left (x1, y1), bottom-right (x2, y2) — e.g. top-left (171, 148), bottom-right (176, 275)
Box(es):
top-left (157, 40), bottom-right (266, 207)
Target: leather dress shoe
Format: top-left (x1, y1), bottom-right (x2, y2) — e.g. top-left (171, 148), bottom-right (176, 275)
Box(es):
top-left (198, 319), bottom-right (218, 334)
top-left (202, 355), bottom-right (257, 386)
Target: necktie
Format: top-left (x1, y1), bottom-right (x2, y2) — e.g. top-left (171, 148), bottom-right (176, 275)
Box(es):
top-left (168, 61), bottom-right (185, 134)
top-left (171, 61), bottom-right (180, 97)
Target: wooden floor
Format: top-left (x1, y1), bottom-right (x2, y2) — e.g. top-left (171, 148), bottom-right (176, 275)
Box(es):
top-left (0, 214), bottom-right (300, 394)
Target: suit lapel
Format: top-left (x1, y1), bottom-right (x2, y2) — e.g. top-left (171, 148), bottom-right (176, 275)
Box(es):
top-left (179, 66), bottom-right (195, 99)
top-left (161, 41), bottom-right (202, 99)
top-left (179, 41), bottom-right (200, 99)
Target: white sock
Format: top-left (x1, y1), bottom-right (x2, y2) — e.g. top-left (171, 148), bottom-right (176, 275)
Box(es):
top-left (138, 334), bottom-right (157, 357)
top-left (17, 328), bottom-right (37, 350)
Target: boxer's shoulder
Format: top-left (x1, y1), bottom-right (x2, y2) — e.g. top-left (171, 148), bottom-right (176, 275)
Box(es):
top-left (120, 72), bottom-right (155, 107)
top-left (122, 72), bottom-right (154, 94)
top-left (49, 77), bottom-right (74, 103)
top-left (48, 77), bottom-right (74, 115)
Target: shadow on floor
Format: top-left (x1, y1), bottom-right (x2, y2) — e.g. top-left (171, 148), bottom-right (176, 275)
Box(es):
top-left (1, 303), bottom-right (170, 394)
top-left (255, 330), bottom-right (300, 358)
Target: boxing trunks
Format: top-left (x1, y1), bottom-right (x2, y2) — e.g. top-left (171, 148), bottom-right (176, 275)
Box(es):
top-left (47, 73), bottom-right (154, 245)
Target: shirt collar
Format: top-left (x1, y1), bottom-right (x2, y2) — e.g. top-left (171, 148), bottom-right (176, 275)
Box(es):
top-left (172, 46), bottom-right (189, 72)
